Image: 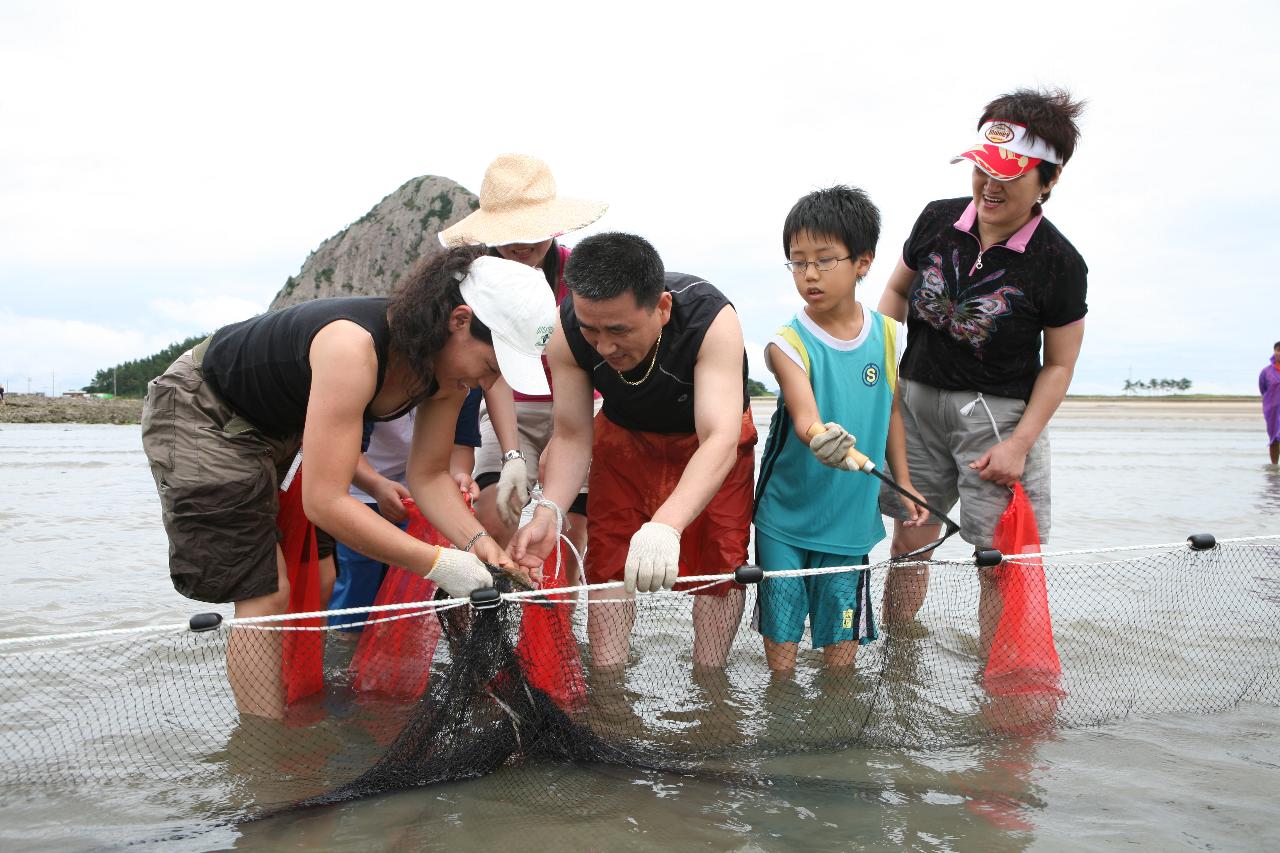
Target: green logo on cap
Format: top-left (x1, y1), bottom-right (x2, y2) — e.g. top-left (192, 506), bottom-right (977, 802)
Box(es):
top-left (535, 325), bottom-right (553, 348)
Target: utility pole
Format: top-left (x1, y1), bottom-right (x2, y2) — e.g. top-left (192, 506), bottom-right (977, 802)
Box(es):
top-left (113, 368), bottom-right (117, 397)
top-left (51, 370), bottom-right (56, 397)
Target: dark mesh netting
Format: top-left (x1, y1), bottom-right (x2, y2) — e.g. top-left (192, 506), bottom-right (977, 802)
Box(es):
top-left (1, 537), bottom-right (1278, 845)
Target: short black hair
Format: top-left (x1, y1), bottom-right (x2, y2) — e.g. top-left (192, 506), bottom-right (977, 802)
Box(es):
top-left (563, 232), bottom-right (666, 308)
top-left (783, 185), bottom-right (881, 266)
top-left (1274, 340), bottom-right (1280, 349)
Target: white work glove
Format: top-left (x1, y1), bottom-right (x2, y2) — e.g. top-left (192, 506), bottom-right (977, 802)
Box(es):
top-left (624, 522), bottom-right (681, 593)
top-left (426, 548), bottom-right (494, 599)
top-left (809, 422), bottom-right (856, 470)
top-left (496, 455), bottom-right (530, 528)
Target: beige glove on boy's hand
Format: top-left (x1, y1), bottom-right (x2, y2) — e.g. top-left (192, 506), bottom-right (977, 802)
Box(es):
top-left (624, 522), bottom-right (681, 593)
top-left (809, 422), bottom-right (856, 470)
top-left (427, 548), bottom-right (494, 599)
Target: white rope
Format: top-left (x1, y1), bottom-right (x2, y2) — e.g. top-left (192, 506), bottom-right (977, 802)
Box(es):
top-left (2, 533), bottom-right (1276, 648)
top-left (233, 600), bottom-right (471, 632)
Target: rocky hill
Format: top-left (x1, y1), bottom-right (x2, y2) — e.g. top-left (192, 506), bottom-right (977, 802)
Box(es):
top-left (270, 175), bottom-right (478, 309)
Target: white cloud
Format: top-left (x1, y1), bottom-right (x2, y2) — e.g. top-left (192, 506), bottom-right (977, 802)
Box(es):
top-left (0, 310), bottom-right (193, 394)
top-left (149, 295), bottom-right (265, 329)
top-left (1, 1), bottom-right (1277, 397)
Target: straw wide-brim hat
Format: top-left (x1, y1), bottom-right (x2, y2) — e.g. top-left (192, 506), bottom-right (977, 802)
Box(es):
top-left (439, 153), bottom-right (607, 248)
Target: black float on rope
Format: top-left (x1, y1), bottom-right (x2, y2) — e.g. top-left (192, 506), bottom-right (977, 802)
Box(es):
top-left (734, 564), bottom-right (764, 585)
top-left (974, 549), bottom-right (1004, 568)
top-left (188, 612), bottom-right (222, 633)
top-left (470, 587), bottom-right (502, 610)
top-left (1187, 533), bottom-right (1216, 551)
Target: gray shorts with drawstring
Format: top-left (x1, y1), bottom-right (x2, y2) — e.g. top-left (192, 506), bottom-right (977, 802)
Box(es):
top-left (878, 378), bottom-right (1051, 549)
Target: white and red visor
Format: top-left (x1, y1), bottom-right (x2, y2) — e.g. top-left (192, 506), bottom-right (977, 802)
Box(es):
top-left (951, 120), bottom-right (1061, 181)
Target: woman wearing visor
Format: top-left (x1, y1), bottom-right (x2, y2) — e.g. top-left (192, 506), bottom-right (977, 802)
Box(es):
top-left (876, 88), bottom-right (1088, 641)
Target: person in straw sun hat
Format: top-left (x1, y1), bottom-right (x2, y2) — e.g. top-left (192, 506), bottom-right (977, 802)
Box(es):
top-left (439, 153), bottom-right (606, 249)
top-left (441, 154), bottom-right (607, 582)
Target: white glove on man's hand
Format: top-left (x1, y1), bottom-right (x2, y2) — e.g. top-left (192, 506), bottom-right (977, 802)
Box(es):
top-left (624, 522), bottom-right (681, 593)
top-left (427, 548), bottom-right (494, 599)
top-left (809, 422), bottom-right (856, 470)
top-left (496, 455), bottom-right (530, 528)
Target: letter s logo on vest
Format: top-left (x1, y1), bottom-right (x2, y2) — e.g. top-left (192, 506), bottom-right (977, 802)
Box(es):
top-left (862, 364), bottom-right (880, 387)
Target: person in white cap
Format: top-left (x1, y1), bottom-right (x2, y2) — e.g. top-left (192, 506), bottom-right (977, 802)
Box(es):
top-left (874, 88), bottom-right (1088, 647)
top-left (440, 154), bottom-right (607, 571)
top-left (140, 245), bottom-right (556, 718)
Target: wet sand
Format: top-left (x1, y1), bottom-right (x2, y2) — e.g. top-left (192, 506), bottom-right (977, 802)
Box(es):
top-left (0, 394), bottom-right (144, 425)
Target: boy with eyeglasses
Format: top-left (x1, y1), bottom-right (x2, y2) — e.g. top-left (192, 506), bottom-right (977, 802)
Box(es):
top-left (752, 186), bottom-right (923, 673)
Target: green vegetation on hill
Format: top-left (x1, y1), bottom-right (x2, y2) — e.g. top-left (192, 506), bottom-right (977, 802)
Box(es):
top-left (747, 378), bottom-right (774, 397)
top-left (82, 334), bottom-right (208, 398)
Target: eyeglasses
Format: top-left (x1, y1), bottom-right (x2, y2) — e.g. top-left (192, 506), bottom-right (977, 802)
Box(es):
top-left (785, 256), bottom-right (851, 275)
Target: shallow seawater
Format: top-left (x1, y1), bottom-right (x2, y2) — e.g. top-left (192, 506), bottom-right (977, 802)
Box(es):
top-left (1, 407), bottom-right (1278, 852)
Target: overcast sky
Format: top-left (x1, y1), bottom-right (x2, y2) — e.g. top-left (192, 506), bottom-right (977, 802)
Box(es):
top-left (2, 0), bottom-right (1277, 396)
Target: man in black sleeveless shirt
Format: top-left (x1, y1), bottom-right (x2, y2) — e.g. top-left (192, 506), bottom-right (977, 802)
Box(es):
top-left (514, 233), bottom-right (756, 669)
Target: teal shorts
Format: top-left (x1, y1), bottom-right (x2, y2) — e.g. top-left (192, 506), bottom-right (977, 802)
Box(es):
top-left (753, 530), bottom-right (876, 648)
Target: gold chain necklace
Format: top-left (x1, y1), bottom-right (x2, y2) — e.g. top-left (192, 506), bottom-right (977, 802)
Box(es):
top-left (616, 329), bottom-right (662, 386)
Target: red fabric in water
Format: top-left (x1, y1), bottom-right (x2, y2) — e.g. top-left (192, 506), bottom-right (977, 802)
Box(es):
top-left (349, 496), bottom-right (585, 710)
top-left (276, 470), bottom-right (325, 706)
top-left (983, 482), bottom-right (1064, 697)
top-left (350, 500), bottom-right (443, 701)
top-left (515, 547), bottom-right (587, 713)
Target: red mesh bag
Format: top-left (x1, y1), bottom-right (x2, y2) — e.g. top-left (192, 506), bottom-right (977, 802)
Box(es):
top-left (349, 500), bottom-right (443, 701)
top-left (514, 547), bottom-right (586, 714)
top-left (983, 482), bottom-right (1064, 697)
top-left (276, 469), bottom-right (325, 707)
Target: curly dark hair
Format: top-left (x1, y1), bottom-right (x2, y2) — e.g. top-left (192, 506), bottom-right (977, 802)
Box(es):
top-left (387, 244), bottom-right (491, 396)
top-left (980, 87), bottom-right (1086, 203)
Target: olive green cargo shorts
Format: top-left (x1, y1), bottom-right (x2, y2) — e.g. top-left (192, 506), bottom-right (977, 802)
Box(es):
top-left (140, 342), bottom-right (300, 603)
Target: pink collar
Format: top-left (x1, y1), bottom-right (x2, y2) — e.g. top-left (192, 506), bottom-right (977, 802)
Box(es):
top-left (954, 201), bottom-right (1043, 252)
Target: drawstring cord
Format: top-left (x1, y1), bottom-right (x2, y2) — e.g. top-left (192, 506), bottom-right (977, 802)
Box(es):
top-left (960, 393), bottom-right (1014, 494)
top-left (959, 393), bottom-right (1003, 442)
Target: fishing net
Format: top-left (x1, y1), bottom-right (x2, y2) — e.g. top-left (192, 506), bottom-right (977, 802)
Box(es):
top-left (1, 535), bottom-right (1278, 844)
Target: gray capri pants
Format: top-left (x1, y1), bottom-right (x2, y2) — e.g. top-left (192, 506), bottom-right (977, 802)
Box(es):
top-left (878, 378), bottom-right (1051, 550)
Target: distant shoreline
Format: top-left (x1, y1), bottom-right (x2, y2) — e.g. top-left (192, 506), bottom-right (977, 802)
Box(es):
top-left (0, 394), bottom-right (145, 425)
top-left (748, 395), bottom-right (1263, 422)
top-left (1063, 394), bottom-right (1260, 403)
top-left (0, 393), bottom-right (1263, 426)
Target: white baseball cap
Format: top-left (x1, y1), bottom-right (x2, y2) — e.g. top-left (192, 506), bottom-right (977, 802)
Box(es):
top-left (459, 255), bottom-right (557, 395)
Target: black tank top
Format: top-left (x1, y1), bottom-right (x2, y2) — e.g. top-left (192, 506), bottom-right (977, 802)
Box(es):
top-left (203, 297), bottom-right (395, 438)
top-left (562, 274), bottom-right (748, 434)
